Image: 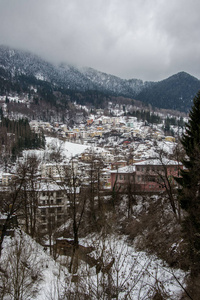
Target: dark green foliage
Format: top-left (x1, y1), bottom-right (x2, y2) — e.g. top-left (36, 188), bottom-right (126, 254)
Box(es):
top-left (72, 89), bottom-right (111, 108)
top-left (0, 116), bottom-right (45, 159)
top-left (0, 107), bottom-right (3, 119)
top-left (136, 72), bottom-right (200, 112)
top-left (127, 109), bottom-right (162, 124)
top-left (177, 91), bottom-right (200, 275)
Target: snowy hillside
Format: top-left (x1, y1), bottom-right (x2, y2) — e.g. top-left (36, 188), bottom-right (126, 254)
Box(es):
top-left (0, 45), bottom-right (153, 99)
top-left (0, 45), bottom-right (149, 95)
top-left (1, 231), bottom-right (186, 300)
top-left (79, 66), bottom-right (152, 96)
top-left (0, 45), bottom-right (199, 111)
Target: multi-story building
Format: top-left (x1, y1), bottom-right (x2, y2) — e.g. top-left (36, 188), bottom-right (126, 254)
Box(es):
top-left (36, 182), bottom-right (69, 232)
top-left (41, 163), bottom-right (69, 181)
top-left (110, 159), bottom-right (183, 193)
top-left (1, 173), bottom-right (16, 186)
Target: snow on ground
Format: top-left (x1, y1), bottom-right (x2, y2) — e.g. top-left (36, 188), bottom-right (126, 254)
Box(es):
top-left (46, 137), bottom-right (89, 158)
top-left (23, 137), bottom-right (109, 162)
top-left (22, 137), bottom-right (90, 161)
top-left (157, 140), bottom-right (176, 155)
top-left (1, 231), bottom-right (67, 300)
top-left (78, 234), bottom-right (186, 299)
top-left (1, 231), bottom-right (186, 299)
top-left (134, 140), bottom-right (176, 160)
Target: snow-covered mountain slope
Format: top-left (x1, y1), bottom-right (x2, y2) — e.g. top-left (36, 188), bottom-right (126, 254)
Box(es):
top-left (79, 66), bottom-right (152, 96)
top-left (1, 45), bottom-right (200, 112)
top-left (0, 45), bottom-right (94, 90)
top-left (0, 45), bottom-right (151, 96)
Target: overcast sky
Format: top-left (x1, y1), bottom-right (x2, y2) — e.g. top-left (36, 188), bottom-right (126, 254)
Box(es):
top-left (0, 0), bottom-right (200, 81)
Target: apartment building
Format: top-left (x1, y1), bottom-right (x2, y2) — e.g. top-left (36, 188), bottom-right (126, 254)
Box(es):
top-left (110, 159), bottom-right (183, 193)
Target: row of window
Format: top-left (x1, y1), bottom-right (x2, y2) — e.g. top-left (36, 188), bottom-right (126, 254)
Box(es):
top-left (119, 174), bottom-right (134, 181)
top-left (42, 191), bottom-right (63, 197)
top-left (41, 214), bottom-right (64, 223)
top-left (40, 198), bottom-right (63, 205)
top-left (136, 166), bottom-right (178, 172)
top-left (41, 206), bottom-right (63, 215)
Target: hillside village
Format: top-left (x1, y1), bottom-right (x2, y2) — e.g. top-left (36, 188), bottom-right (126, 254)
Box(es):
top-left (0, 92), bottom-right (193, 299)
top-left (0, 92), bottom-right (186, 189)
top-left (0, 92), bottom-right (186, 235)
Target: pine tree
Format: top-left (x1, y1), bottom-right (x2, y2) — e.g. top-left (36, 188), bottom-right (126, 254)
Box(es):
top-left (177, 91), bottom-right (200, 275)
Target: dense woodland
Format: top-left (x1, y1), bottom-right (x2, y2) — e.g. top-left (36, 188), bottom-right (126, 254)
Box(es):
top-left (0, 115), bottom-right (45, 161)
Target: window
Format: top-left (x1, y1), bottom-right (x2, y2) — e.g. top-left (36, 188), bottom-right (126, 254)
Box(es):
top-left (148, 176), bottom-right (156, 182)
top-left (56, 198), bottom-right (62, 204)
top-left (57, 191), bottom-right (62, 197)
top-left (49, 216), bottom-right (55, 224)
top-left (41, 208), bottom-right (46, 215)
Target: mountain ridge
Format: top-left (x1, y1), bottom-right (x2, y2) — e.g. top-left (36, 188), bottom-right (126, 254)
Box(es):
top-left (0, 45), bottom-right (200, 112)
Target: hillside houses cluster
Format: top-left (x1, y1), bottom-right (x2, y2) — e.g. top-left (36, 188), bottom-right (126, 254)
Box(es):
top-left (29, 113), bottom-right (176, 150)
top-left (0, 148), bottom-right (183, 235)
top-left (0, 103), bottom-right (184, 236)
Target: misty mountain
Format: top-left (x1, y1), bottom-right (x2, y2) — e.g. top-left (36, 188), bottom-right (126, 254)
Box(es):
top-left (136, 72), bottom-right (200, 111)
top-left (0, 45), bottom-right (149, 96)
top-left (0, 45), bottom-right (200, 112)
top-left (0, 45), bottom-right (94, 91)
top-left (79, 66), bottom-right (152, 96)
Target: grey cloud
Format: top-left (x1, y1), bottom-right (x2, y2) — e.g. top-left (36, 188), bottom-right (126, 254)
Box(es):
top-left (0, 0), bottom-right (200, 81)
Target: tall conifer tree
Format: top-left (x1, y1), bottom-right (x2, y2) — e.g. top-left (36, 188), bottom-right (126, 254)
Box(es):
top-left (177, 91), bottom-right (200, 275)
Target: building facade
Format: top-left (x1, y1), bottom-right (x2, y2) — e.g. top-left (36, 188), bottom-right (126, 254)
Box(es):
top-left (110, 159), bottom-right (183, 193)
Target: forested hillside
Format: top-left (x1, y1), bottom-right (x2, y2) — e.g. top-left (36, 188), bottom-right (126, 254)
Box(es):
top-left (0, 115), bottom-right (45, 163)
top-left (0, 45), bottom-right (200, 112)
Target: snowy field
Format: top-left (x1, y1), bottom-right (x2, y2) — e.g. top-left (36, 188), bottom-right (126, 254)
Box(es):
top-left (45, 137), bottom-right (90, 158)
top-left (22, 137), bottom-right (91, 161)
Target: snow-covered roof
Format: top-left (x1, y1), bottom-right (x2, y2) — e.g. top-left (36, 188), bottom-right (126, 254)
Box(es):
top-left (110, 165), bottom-right (136, 174)
top-left (134, 158), bottom-right (182, 166)
top-left (25, 181), bottom-right (80, 193)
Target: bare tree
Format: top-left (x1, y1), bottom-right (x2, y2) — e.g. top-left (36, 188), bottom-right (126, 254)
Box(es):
top-left (86, 151), bottom-right (105, 226)
top-left (66, 161), bottom-right (87, 274)
top-left (0, 173), bottom-right (26, 257)
top-left (155, 150), bottom-right (182, 222)
top-left (0, 231), bottom-right (42, 300)
top-left (47, 158), bottom-right (87, 274)
top-left (16, 155), bottom-right (40, 238)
